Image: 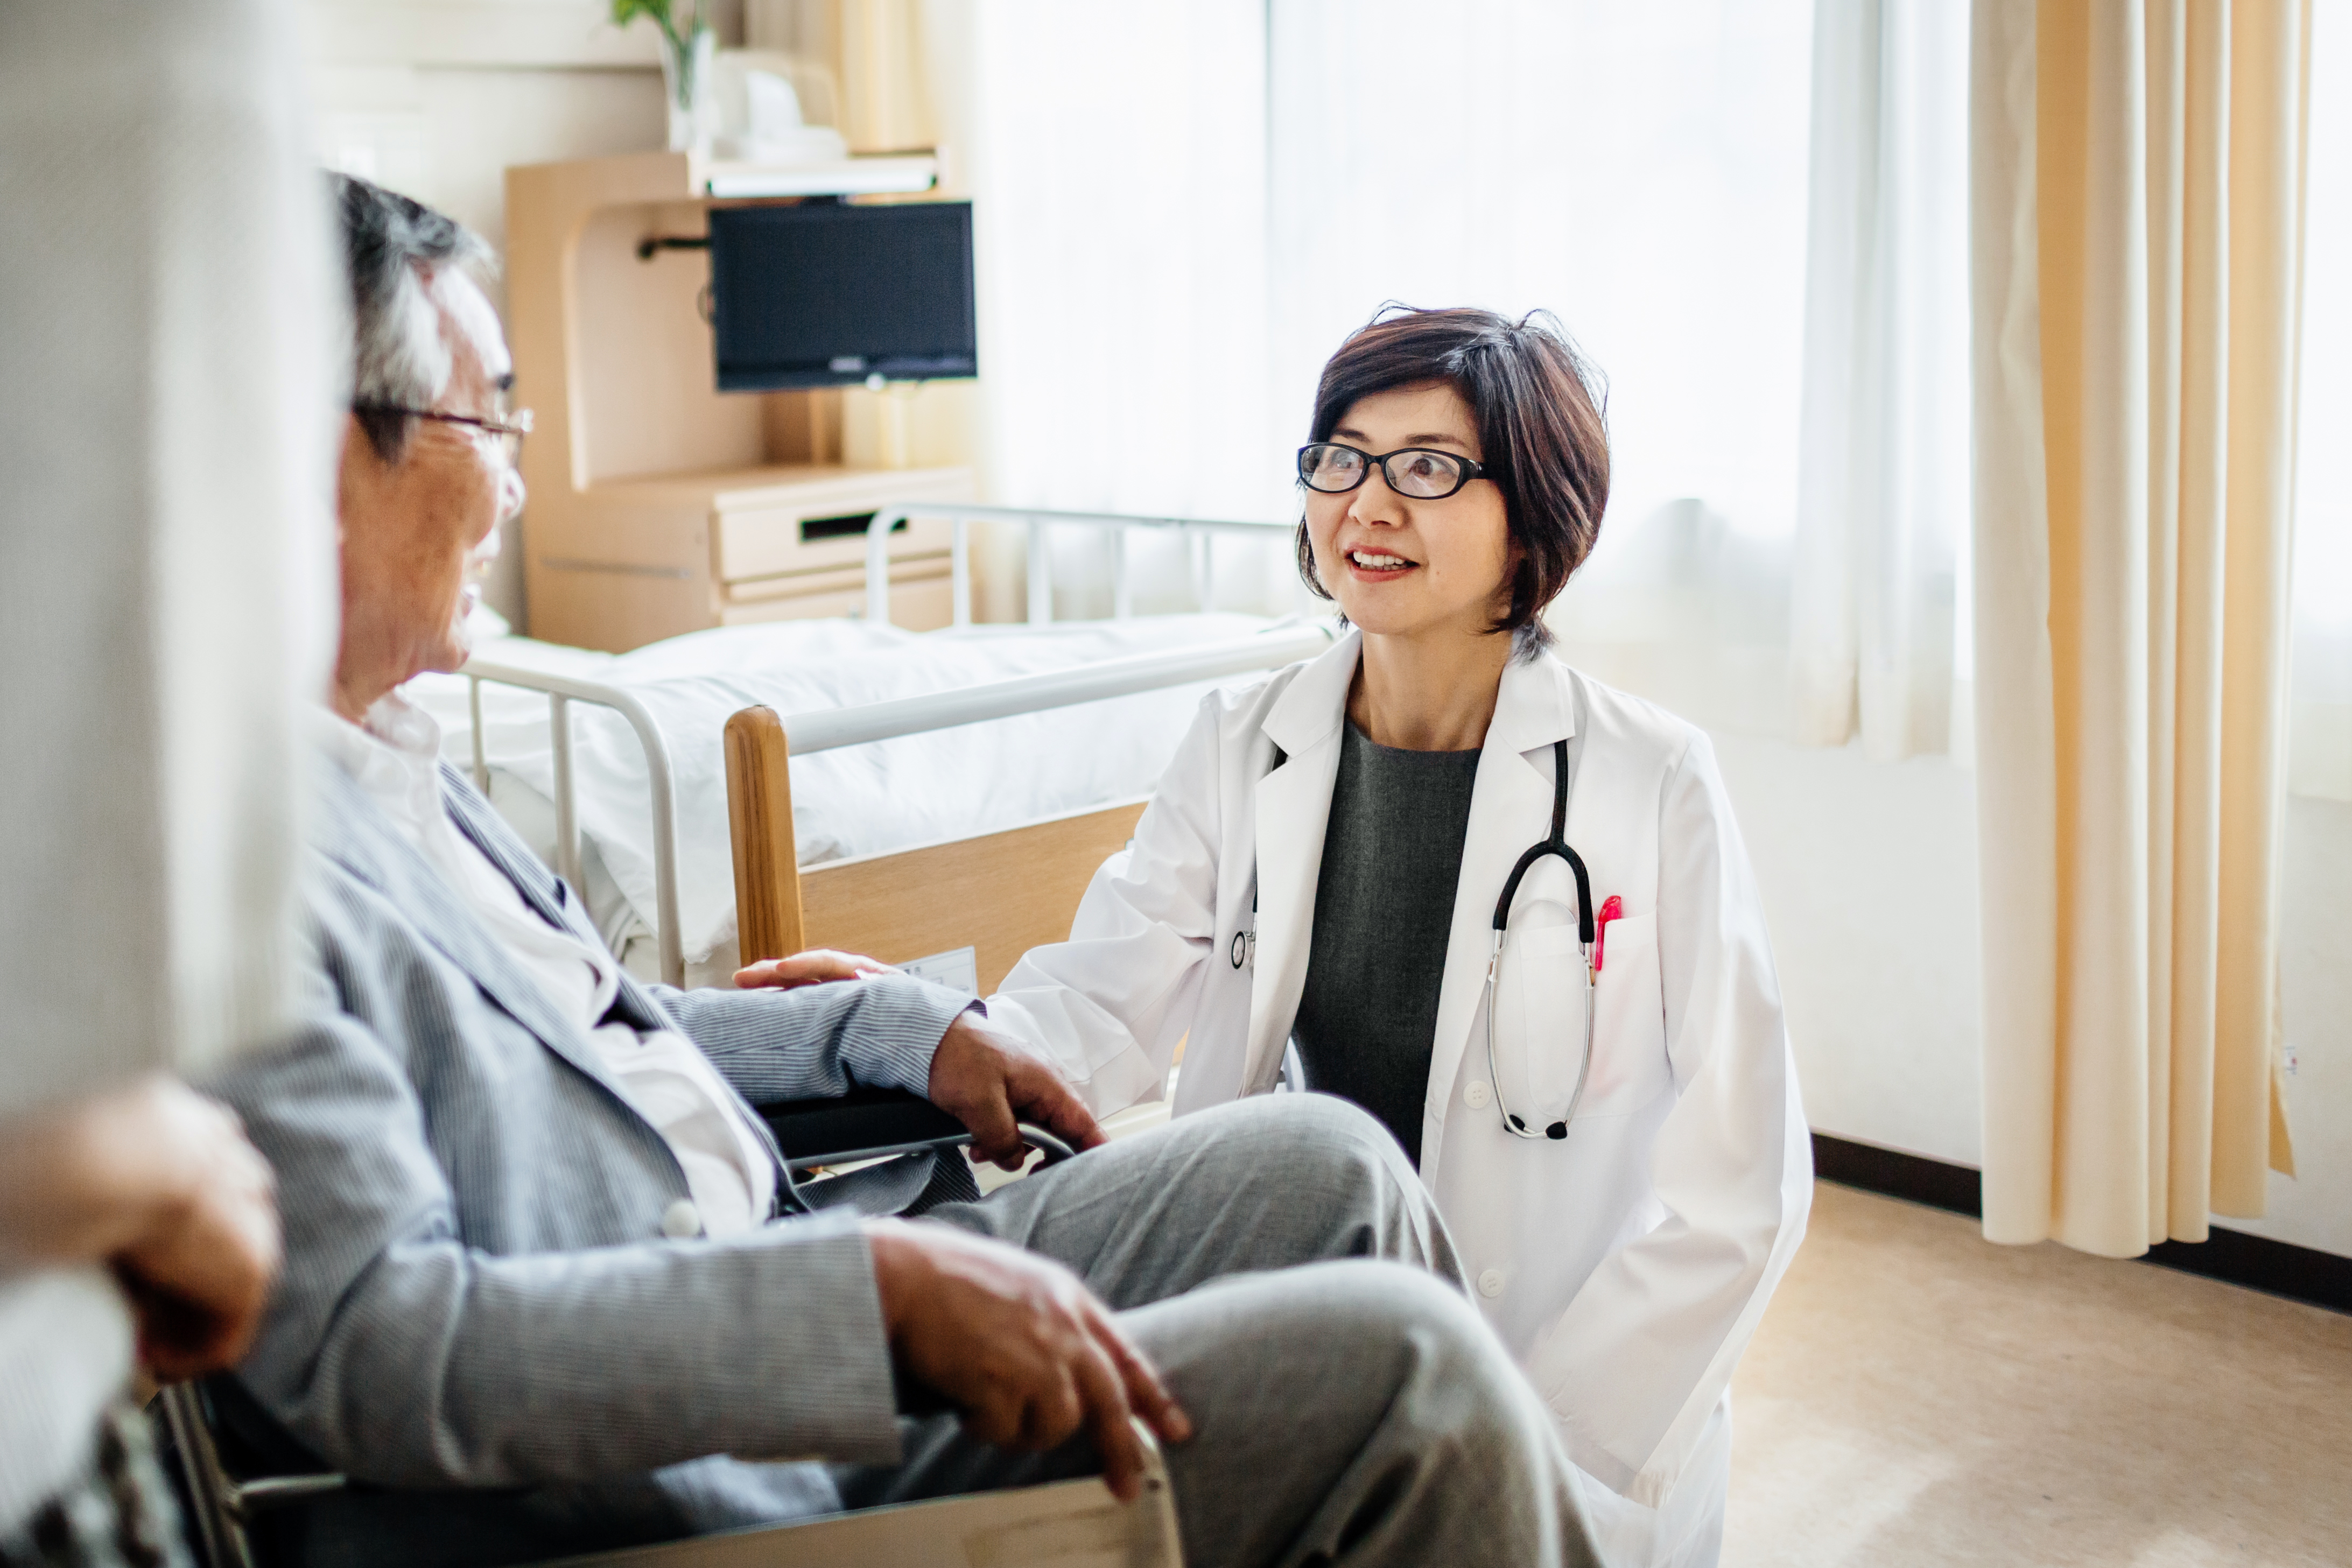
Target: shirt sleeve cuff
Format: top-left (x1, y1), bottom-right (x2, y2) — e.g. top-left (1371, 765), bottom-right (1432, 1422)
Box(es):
top-left (839, 973), bottom-right (973, 1097)
top-left (726, 1205), bottom-right (904, 1465)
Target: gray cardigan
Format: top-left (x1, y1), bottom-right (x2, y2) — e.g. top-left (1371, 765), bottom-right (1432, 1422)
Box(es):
top-left (204, 760), bottom-right (972, 1557)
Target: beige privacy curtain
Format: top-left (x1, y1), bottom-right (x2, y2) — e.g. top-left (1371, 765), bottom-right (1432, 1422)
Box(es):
top-left (1970, 0), bottom-right (2306, 1255)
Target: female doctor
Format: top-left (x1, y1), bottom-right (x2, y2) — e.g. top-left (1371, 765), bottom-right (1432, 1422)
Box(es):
top-left (986, 307), bottom-right (1810, 1568)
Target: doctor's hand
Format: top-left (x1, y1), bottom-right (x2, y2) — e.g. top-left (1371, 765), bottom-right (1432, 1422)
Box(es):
top-left (864, 1218), bottom-right (1191, 1501)
top-left (733, 948), bottom-right (893, 989)
top-left (928, 1012), bottom-right (1105, 1170)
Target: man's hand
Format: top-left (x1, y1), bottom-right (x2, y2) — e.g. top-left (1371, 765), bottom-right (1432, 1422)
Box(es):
top-left (733, 948), bottom-right (893, 990)
top-left (0, 1075), bottom-right (283, 1382)
top-left (866, 1219), bottom-right (1191, 1500)
top-left (928, 1012), bottom-right (1105, 1170)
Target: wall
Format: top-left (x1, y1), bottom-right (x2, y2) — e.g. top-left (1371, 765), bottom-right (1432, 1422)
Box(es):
top-left (301, 1), bottom-right (1012, 628)
top-left (1712, 731), bottom-right (2352, 1261)
top-left (303, 1), bottom-right (676, 625)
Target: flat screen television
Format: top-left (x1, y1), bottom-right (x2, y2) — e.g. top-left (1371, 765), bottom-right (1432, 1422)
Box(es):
top-left (708, 200), bottom-right (977, 391)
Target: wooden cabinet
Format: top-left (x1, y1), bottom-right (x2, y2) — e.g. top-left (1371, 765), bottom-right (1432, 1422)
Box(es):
top-left (504, 152), bottom-right (977, 651)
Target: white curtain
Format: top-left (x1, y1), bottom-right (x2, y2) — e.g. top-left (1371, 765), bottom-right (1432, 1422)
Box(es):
top-left (955, 0), bottom-right (1293, 618)
top-left (1269, 1), bottom-right (1816, 731)
top-left (2290, 0), bottom-right (2352, 803)
top-left (953, 1), bottom-right (1820, 641)
top-left (0, 0), bottom-right (335, 1114)
top-left (1789, 0), bottom-right (1972, 761)
top-left (0, 0), bottom-right (335, 1528)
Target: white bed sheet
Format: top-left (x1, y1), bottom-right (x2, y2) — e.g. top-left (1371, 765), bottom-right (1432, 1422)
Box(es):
top-left (407, 613), bottom-right (1285, 982)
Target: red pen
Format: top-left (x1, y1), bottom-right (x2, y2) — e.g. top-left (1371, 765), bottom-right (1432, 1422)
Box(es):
top-left (1593, 895), bottom-right (1624, 973)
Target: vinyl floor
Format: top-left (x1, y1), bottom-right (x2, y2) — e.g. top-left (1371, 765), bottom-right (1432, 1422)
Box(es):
top-left (1723, 1182), bottom-right (2352, 1567)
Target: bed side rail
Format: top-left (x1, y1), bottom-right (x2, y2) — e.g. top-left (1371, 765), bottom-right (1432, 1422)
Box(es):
top-left (466, 623), bottom-right (1332, 988)
top-left (862, 501), bottom-right (1294, 628)
top-left (461, 659), bottom-right (687, 987)
top-left (783, 624), bottom-right (1331, 755)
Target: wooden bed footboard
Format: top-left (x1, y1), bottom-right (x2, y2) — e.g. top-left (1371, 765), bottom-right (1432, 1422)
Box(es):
top-left (725, 705), bottom-right (1148, 993)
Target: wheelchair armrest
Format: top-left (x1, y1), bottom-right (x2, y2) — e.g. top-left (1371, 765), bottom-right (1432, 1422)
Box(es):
top-left (760, 1088), bottom-right (1082, 1177)
top-left (760, 1087), bottom-right (967, 1171)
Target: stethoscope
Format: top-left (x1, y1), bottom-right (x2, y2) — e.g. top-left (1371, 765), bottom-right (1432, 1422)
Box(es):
top-left (1235, 737), bottom-right (1599, 1140)
top-left (1484, 738), bottom-right (1595, 1140)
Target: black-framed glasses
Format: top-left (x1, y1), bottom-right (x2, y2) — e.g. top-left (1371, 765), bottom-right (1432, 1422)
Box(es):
top-left (353, 403), bottom-right (535, 465)
top-left (1297, 442), bottom-right (1487, 501)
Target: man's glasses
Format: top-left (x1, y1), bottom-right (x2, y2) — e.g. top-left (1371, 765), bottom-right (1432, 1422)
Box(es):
top-left (1297, 442), bottom-right (1487, 501)
top-left (354, 404), bottom-right (535, 466)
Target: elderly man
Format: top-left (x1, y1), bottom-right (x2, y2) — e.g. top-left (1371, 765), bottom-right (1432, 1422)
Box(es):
top-left (205, 175), bottom-right (1600, 1568)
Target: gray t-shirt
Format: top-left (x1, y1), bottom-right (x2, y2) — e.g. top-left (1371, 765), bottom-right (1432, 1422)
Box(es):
top-left (1291, 722), bottom-right (1482, 1166)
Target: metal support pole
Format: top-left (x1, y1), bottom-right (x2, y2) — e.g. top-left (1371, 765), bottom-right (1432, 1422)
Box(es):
top-left (468, 676), bottom-right (489, 793)
top-left (951, 517), bottom-right (972, 628)
top-left (1027, 518), bottom-right (1051, 625)
top-left (550, 693), bottom-right (582, 895)
top-left (863, 506), bottom-right (909, 627)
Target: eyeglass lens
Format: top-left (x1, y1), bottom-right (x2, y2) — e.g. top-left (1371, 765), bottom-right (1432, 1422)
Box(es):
top-left (1298, 444), bottom-right (1471, 499)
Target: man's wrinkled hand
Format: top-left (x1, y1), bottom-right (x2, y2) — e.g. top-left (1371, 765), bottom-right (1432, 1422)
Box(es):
top-left (865, 1219), bottom-right (1191, 1500)
top-left (928, 1012), bottom-right (1104, 1170)
top-left (733, 948), bottom-right (893, 990)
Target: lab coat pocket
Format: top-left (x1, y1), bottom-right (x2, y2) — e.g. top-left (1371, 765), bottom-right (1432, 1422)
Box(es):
top-left (1507, 923), bottom-right (1591, 1119)
top-left (1582, 912), bottom-right (1668, 1117)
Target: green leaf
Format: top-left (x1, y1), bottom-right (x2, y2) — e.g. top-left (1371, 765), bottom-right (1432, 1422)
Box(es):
top-left (609, 0), bottom-right (671, 29)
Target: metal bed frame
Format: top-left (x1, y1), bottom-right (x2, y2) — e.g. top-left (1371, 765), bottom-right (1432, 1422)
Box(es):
top-left (459, 505), bottom-right (1317, 987)
top-left (859, 499), bottom-right (1301, 629)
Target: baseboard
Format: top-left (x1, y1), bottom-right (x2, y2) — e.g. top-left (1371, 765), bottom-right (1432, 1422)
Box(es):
top-left (1811, 1133), bottom-right (1984, 1218)
top-left (1810, 1133), bottom-right (2351, 1316)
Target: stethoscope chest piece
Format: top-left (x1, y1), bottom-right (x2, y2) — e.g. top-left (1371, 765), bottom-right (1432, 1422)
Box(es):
top-left (1485, 738), bottom-right (1598, 1143)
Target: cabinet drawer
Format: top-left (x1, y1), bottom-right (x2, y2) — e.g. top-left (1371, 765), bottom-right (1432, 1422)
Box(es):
top-left (720, 555), bottom-right (949, 607)
top-left (715, 504), bottom-right (953, 584)
top-left (721, 573), bottom-right (956, 632)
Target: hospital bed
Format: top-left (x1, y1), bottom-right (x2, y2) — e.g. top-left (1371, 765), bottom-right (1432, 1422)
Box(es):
top-left (422, 503), bottom-right (1325, 989)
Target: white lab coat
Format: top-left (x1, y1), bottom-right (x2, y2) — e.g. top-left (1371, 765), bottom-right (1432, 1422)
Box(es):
top-left (992, 630), bottom-right (1812, 1567)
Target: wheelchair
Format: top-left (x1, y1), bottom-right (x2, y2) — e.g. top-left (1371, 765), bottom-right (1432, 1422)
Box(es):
top-left (157, 1089), bottom-right (1185, 1568)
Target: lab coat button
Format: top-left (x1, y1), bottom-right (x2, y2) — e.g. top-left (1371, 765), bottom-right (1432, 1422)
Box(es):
top-left (1477, 1269), bottom-right (1506, 1299)
top-left (1464, 1080), bottom-right (1492, 1110)
top-left (661, 1199), bottom-right (702, 1239)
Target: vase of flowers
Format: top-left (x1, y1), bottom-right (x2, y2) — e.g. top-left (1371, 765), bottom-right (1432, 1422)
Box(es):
top-left (614, 1), bottom-right (716, 154)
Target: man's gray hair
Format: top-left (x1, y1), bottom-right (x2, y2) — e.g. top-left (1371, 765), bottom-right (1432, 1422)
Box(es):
top-left (332, 174), bottom-right (495, 463)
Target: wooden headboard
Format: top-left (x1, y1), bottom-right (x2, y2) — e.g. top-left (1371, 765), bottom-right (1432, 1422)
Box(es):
top-left (725, 705), bottom-right (1146, 992)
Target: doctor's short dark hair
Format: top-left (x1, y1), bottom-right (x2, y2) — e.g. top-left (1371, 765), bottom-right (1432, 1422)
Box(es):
top-left (1295, 306), bottom-right (1610, 655)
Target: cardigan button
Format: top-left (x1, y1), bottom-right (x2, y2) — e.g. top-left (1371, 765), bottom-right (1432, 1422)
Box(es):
top-left (661, 1199), bottom-right (703, 1239)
